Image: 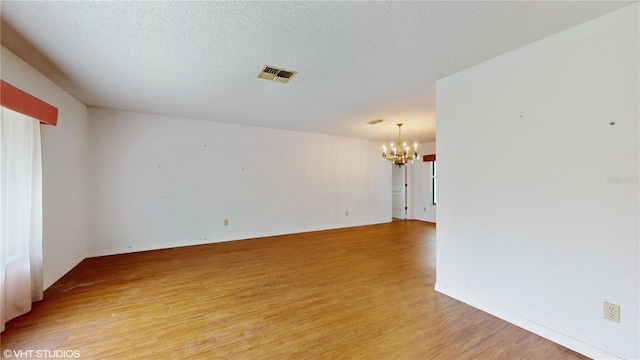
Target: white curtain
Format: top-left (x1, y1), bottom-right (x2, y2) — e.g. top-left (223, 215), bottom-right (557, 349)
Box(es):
top-left (0, 107), bottom-right (43, 332)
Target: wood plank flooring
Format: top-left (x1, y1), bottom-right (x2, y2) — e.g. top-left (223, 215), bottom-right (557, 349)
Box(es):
top-left (1, 221), bottom-right (588, 359)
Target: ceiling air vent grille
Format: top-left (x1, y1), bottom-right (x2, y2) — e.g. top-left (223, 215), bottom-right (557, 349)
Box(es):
top-left (258, 65), bottom-right (297, 84)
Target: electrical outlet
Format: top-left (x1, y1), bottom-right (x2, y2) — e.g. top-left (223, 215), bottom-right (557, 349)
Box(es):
top-left (603, 302), bottom-right (620, 323)
top-left (224, 219), bottom-right (229, 226)
top-left (345, 211), bottom-right (349, 216)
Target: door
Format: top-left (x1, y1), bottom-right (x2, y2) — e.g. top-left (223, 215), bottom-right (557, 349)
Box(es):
top-left (392, 165), bottom-right (406, 219)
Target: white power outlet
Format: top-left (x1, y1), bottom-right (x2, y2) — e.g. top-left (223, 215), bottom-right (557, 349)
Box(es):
top-left (603, 302), bottom-right (620, 323)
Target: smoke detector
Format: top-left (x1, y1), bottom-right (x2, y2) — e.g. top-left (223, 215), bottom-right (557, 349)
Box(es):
top-left (258, 65), bottom-right (297, 84)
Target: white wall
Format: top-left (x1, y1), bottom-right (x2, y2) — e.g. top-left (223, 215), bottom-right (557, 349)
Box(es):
top-left (435, 4), bottom-right (638, 360)
top-left (1, 46), bottom-right (88, 289)
top-left (411, 141), bottom-right (436, 223)
top-left (87, 109), bottom-right (391, 256)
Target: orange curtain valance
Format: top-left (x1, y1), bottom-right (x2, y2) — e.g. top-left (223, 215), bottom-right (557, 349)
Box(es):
top-left (1, 80), bottom-right (58, 126)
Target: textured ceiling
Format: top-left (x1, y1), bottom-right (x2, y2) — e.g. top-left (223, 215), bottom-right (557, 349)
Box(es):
top-left (0, 1), bottom-right (634, 143)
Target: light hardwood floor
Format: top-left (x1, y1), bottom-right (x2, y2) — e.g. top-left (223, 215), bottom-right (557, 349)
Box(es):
top-left (1, 221), bottom-right (587, 359)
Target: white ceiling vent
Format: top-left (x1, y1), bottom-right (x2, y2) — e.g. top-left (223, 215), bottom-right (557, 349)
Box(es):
top-left (367, 119), bottom-right (385, 125)
top-left (258, 65), bottom-right (297, 84)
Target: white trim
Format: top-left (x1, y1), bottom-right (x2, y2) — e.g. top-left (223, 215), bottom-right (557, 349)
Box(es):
top-left (44, 253), bottom-right (85, 290)
top-left (434, 283), bottom-right (622, 360)
top-left (85, 221), bottom-right (390, 258)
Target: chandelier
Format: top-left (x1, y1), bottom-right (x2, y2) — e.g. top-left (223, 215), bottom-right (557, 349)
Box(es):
top-left (382, 123), bottom-right (418, 167)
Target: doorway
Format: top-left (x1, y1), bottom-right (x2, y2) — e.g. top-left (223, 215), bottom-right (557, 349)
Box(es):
top-left (391, 165), bottom-right (406, 219)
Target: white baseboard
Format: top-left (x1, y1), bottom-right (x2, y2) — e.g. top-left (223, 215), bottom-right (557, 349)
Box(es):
top-left (85, 220), bottom-right (389, 258)
top-left (43, 253), bottom-right (85, 290)
top-left (434, 283), bottom-right (622, 360)
top-left (43, 220), bottom-right (392, 292)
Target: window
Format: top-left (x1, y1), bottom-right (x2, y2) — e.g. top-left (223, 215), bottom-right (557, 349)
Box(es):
top-left (0, 80), bottom-right (56, 331)
top-left (431, 161), bottom-right (437, 205)
top-left (1, 107), bottom-right (44, 331)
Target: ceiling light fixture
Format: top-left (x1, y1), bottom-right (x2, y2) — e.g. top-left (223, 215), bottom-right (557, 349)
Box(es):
top-left (382, 123), bottom-right (418, 167)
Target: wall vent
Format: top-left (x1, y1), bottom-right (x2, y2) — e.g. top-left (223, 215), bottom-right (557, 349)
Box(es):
top-left (367, 119), bottom-right (385, 125)
top-left (258, 65), bottom-right (297, 84)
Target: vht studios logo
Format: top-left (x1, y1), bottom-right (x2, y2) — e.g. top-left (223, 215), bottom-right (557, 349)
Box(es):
top-left (607, 176), bottom-right (639, 184)
top-left (3, 349), bottom-right (80, 359)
